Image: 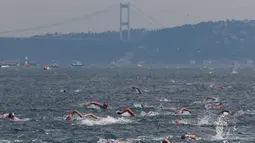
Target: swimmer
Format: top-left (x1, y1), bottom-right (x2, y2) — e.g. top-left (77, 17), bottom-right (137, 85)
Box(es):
top-left (116, 108), bottom-right (135, 117)
top-left (66, 110), bottom-right (102, 120)
top-left (213, 103), bottom-right (224, 109)
top-left (0, 112), bottom-right (24, 121)
top-left (215, 85), bottom-right (225, 89)
top-left (83, 101), bottom-right (108, 109)
top-left (220, 110), bottom-right (233, 116)
top-left (177, 108), bottom-right (192, 115)
top-left (60, 89), bottom-right (67, 93)
top-left (205, 97), bottom-right (216, 102)
top-left (132, 86), bottom-right (142, 94)
top-left (205, 102), bottom-right (224, 109)
top-left (181, 133), bottom-right (198, 141)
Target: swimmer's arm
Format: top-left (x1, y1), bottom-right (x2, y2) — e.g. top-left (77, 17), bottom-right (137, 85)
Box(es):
top-left (127, 108), bottom-right (135, 116)
top-left (72, 110), bottom-right (84, 118)
top-left (0, 113), bottom-right (8, 118)
top-left (189, 135), bottom-right (198, 140)
top-left (66, 110), bottom-right (84, 120)
top-left (215, 105), bottom-right (224, 108)
top-left (181, 108), bottom-right (192, 113)
top-left (84, 114), bottom-right (101, 119)
top-left (83, 102), bottom-right (102, 107)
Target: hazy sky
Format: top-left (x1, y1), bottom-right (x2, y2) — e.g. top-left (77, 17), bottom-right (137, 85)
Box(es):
top-left (0, 0), bottom-right (255, 37)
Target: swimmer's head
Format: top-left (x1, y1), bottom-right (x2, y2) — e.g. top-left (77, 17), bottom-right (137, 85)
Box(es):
top-left (116, 111), bottom-right (122, 115)
top-left (103, 102), bottom-right (108, 109)
top-left (181, 134), bottom-right (188, 139)
top-left (162, 139), bottom-right (171, 143)
top-left (66, 114), bottom-right (73, 121)
top-left (8, 112), bottom-right (15, 119)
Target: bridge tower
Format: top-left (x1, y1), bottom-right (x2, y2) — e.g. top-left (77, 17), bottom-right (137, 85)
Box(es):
top-left (120, 2), bottom-right (130, 41)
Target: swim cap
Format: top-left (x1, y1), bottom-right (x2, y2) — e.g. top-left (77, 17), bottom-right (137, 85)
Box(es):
top-left (8, 112), bottom-right (14, 118)
top-left (116, 111), bottom-right (122, 115)
top-left (181, 134), bottom-right (186, 139)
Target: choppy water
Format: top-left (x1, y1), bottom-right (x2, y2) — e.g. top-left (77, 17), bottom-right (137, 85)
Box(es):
top-left (0, 68), bottom-right (255, 143)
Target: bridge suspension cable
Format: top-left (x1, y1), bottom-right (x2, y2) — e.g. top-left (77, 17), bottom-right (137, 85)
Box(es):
top-left (130, 4), bottom-right (167, 29)
top-left (0, 4), bottom-right (119, 35)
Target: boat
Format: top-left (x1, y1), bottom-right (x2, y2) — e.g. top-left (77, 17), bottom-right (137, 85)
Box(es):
top-left (0, 65), bottom-right (10, 68)
top-left (44, 65), bottom-right (51, 70)
top-left (71, 61), bottom-right (84, 66)
top-left (51, 63), bottom-right (59, 68)
top-left (25, 64), bottom-right (31, 67)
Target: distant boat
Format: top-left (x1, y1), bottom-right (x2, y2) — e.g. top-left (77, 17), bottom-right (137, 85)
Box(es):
top-left (51, 63), bottom-right (59, 68)
top-left (72, 61), bottom-right (84, 66)
top-left (0, 65), bottom-right (10, 68)
top-left (44, 65), bottom-right (51, 70)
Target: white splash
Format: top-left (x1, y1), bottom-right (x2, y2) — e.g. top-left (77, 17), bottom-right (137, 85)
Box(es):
top-left (86, 104), bottom-right (101, 110)
top-left (212, 115), bottom-right (228, 140)
top-left (78, 116), bottom-right (132, 126)
top-left (140, 111), bottom-right (159, 116)
top-left (97, 138), bottom-right (135, 143)
top-left (133, 103), bottom-right (143, 108)
top-left (0, 140), bottom-right (11, 143)
top-left (74, 89), bottom-right (81, 93)
top-left (159, 98), bottom-right (170, 102)
top-left (197, 114), bottom-right (212, 125)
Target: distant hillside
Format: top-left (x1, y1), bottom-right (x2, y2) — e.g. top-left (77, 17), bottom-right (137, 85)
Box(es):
top-left (1, 19), bottom-right (255, 66)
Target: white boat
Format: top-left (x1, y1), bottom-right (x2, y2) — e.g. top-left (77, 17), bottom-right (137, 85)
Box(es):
top-left (0, 65), bottom-right (10, 68)
top-left (44, 66), bottom-right (51, 70)
top-left (72, 61), bottom-right (84, 66)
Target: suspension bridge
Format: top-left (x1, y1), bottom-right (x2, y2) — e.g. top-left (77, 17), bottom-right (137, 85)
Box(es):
top-left (0, 2), bottom-right (167, 41)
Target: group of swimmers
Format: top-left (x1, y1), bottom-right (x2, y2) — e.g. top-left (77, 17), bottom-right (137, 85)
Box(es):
top-left (66, 101), bottom-right (135, 121)
top-left (0, 98), bottom-right (233, 143)
top-left (0, 88), bottom-right (234, 143)
top-left (65, 101), bottom-right (202, 143)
